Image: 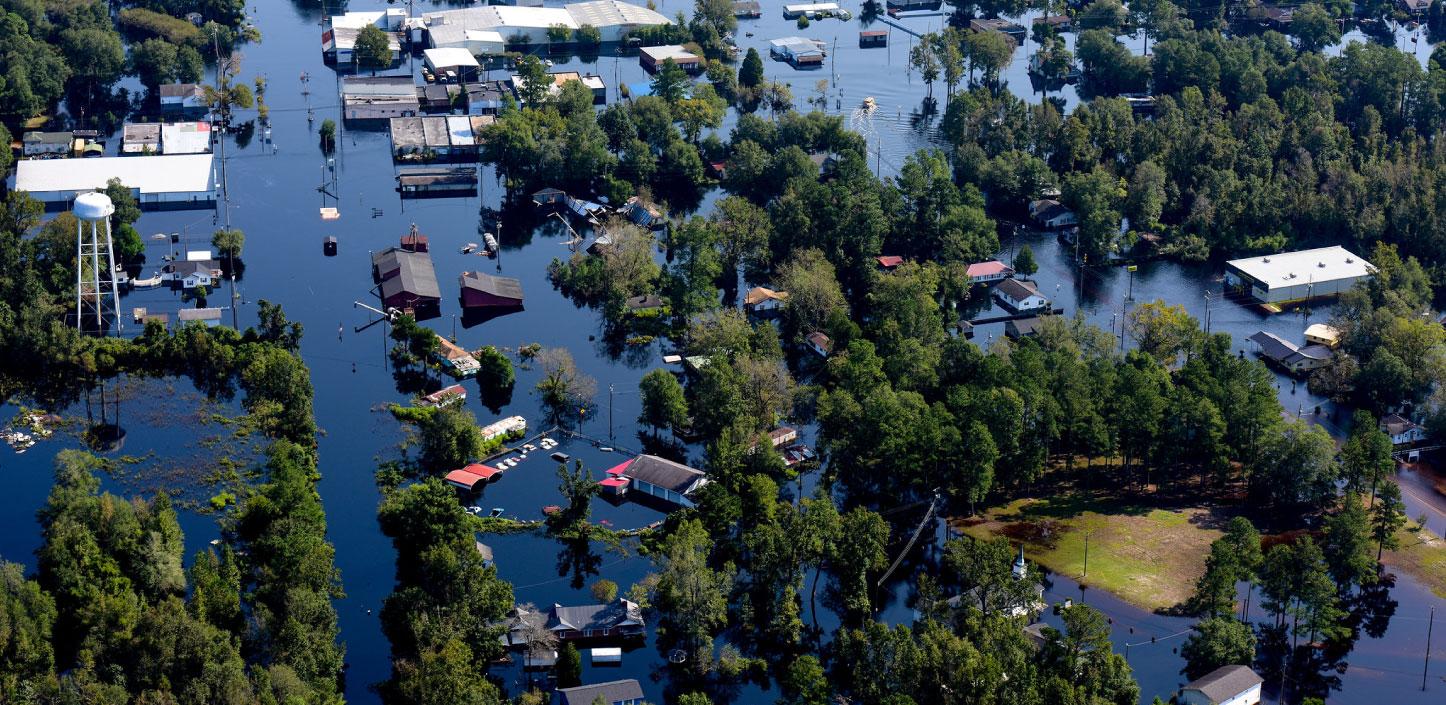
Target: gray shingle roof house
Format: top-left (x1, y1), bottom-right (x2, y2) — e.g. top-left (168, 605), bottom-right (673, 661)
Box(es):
top-left (555, 679), bottom-right (644, 705)
top-left (372, 248), bottom-right (441, 310)
top-left (617, 454), bottom-right (708, 508)
top-left (1178, 665), bottom-right (1263, 705)
top-left (545, 599), bottom-right (645, 640)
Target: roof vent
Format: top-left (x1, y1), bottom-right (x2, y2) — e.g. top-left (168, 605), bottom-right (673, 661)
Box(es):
top-left (1346, 257), bottom-right (1354, 263)
top-left (1262, 257), bottom-right (1271, 263)
top-left (1318, 262), bottom-right (1326, 268)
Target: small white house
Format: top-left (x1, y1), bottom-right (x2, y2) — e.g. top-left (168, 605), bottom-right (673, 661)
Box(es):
top-left (162, 259), bottom-right (220, 289)
top-left (22, 131), bottom-right (73, 157)
top-left (159, 83), bottom-right (207, 116)
top-left (806, 331), bottom-right (833, 358)
top-left (1381, 414), bottom-right (1427, 446)
top-left (1029, 199), bottom-right (1077, 229)
top-left (744, 286), bottom-right (788, 313)
top-left (994, 278), bottom-right (1049, 312)
top-left (1178, 665), bottom-right (1263, 705)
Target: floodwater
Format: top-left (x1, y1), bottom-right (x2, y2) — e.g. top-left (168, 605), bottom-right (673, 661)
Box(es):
top-left (0, 1), bottom-right (1441, 703)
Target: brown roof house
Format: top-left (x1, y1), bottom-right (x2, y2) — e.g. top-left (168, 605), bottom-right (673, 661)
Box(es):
top-left (459, 271), bottom-right (524, 309)
top-left (1177, 665), bottom-right (1263, 705)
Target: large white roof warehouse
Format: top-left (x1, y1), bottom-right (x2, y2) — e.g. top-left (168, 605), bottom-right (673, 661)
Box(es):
top-left (1225, 246), bottom-right (1374, 305)
top-left (422, 0), bottom-right (669, 49)
top-left (12, 154), bottom-right (217, 209)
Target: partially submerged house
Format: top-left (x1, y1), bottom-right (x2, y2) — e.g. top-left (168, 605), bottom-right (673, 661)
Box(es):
top-left (1029, 199), bottom-right (1077, 229)
top-left (176, 307), bottom-right (222, 326)
top-left (1177, 665), bottom-right (1263, 705)
top-left (621, 196), bottom-right (663, 228)
top-left (876, 255), bottom-right (904, 271)
top-left (421, 384), bottom-right (467, 407)
top-left (603, 454), bottom-right (708, 509)
top-left (1303, 323), bottom-right (1341, 349)
top-left (159, 83), bottom-right (207, 117)
top-left (546, 599), bottom-right (646, 640)
top-left (805, 331), bottom-right (833, 357)
top-left (459, 271), bottom-right (524, 309)
top-left (162, 258), bottom-right (221, 289)
top-left (1247, 330), bottom-right (1331, 375)
top-left (970, 17), bottom-right (1026, 41)
top-left (397, 166), bottom-right (479, 196)
top-left (1381, 414), bottom-right (1426, 446)
top-left (994, 278), bottom-right (1049, 312)
top-left (372, 247), bottom-right (441, 311)
top-left (743, 286), bottom-right (788, 314)
top-left (556, 680), bottom-right (644, 705)
top-left (966, 260), bottom-right (1014, 284)
top-left (1006, 316), bottom-right (1045, 339)
top-left (435, 336), bottom-right (481, 377)
top-left (769, 36), bottom-right (826, 68)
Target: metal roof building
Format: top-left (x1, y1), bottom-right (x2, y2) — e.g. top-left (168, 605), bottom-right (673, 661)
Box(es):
top-left (1225, 246), bottom-right (1373, 305)
top-left (161, 121), bottom-right (213, 154)
top-left (12, 154), bottom-right (217, 209)
top-left (423, 1), bottom-right (668, 48)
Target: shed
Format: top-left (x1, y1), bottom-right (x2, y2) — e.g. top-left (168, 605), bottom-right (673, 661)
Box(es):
top-left (639, 45), bottom-right (701, 73)
top-left (1177, 665), bottom-right (1263, 705)
top-left (400, 225), bottom-right (429, 252)
top-left (1303, 323), bottom-right (1341, 348)
top-left (859, 30), bottom-right (887, 48)
top-left (460, 271), bottom-right (524, 308)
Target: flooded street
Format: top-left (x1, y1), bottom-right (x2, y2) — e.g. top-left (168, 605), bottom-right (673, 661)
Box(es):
top-left (0, 1), bottom-right (1443, 703)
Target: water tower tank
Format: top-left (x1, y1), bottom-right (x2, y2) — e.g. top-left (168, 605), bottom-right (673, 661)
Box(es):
top-left (73, 191), bottom-right (115, 221)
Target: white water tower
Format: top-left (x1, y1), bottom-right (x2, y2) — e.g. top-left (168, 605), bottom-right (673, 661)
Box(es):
top-left (73, 191), bottom-right (122, 335)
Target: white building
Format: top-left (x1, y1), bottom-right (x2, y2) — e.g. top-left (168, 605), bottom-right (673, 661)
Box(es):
top-left (161, 121), bottom-right (213, 154)
top-left (22, 131), bottom-right (73, 157)
top-left (994, 278), bottom-right (1049, 312)
top-left (423, 0), bottom-right (668, 50)
top-left (159, 83), bottom-right (207, 116)
top-left (744, 286), bottom-right (788, 313)
top-left (1178, 665), bottom-right (1263, 705)
top-left (12, 154), bottom-right (217, 209)
top-left (1381, 414), bottom-right (1427, 446)
top-left (783, 2), bottom-right (841, 18)
top-left (1225, 246), bottom-right (1374, 305)
top-left (1029, 199), bottom-right (1077, 229)
top-left (424, 47), bottom-right (482, 79)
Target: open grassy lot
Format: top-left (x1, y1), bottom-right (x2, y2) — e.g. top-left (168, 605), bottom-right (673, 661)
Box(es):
top-left (1384, 525), bottom-right (1446, 598)
top-left (955, 496), bottom-right (1226, 612)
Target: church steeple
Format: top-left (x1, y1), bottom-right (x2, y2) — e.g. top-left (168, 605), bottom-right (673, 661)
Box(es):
top-left (1012, 544), bottom-right (1027, 580)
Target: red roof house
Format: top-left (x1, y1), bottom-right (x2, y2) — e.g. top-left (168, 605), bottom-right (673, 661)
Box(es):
top-left (876, 255), bottom-right (904, 270)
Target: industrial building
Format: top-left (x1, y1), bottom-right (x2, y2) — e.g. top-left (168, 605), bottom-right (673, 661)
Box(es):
top-left (639, 45), bottom-right (702, 73)
top-left (342, 76), bottom-right (420, 121)
top-left (422, 0), bottom-right (669, 51)
top-left (1224, 246), bottom-right (1374, 305)
top-left (161, 121), bottom-right (213, 154)
top-left (12, 154), bottom-right (217, 209)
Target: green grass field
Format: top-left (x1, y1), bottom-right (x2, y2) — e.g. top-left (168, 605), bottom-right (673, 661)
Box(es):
top-left (956, 497), bottom-right (1225, 612)
top-left (1384, 525), bottom-right (1446, 598)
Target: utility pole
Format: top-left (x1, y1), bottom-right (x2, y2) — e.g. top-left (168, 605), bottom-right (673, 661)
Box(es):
top-left (1082, 532), bottom-right (1090, 579)
top-left (608, 384), bottom-right (615, 440)
top-left (1204, 290), bottom-right (1213, 334)
top-left (1425, 606), bottom-right (1436, 692)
